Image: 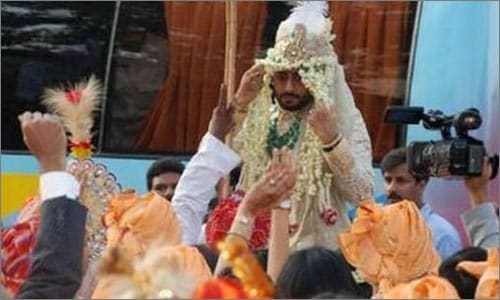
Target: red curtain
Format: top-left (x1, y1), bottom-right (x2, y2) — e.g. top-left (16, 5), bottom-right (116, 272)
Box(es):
top-left (330, 2), bottom-right (416, 161)
top-left (136, 2), bottom-right (267, 153)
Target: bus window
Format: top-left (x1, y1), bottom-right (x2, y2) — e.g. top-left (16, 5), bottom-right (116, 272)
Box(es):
top-left (1, 1), bottom-right (115, 151)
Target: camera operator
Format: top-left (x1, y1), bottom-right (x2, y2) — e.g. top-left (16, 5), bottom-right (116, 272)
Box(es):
top-left (462, 157), bottom-right (499, 248)
top-left (380, 147), bottom-right (463, 260)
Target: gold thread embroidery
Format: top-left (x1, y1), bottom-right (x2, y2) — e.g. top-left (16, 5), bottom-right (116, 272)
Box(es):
top-left (284, 24), bottom-right (311, 64)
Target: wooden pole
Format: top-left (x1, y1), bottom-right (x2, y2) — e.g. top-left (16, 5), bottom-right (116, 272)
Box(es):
top-left (219, 1), bottom-right (237, 199)
top-left (224, 3), bottom-right (230, 86)
top-left (227, 1), bottom-right (237, 102)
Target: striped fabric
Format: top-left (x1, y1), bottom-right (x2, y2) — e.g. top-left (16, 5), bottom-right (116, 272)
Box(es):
top-left (1, 196), bottom-right (41, 297)
top-left (1, 218), bottom-right (40, 296)
top-left (205, 190), bottom-right (271, 251)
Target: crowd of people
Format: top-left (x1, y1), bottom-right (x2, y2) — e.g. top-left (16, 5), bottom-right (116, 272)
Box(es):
top-left (1, 2), bottom-right (498, 299)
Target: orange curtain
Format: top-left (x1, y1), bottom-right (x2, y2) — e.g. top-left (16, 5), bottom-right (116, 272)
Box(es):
top-left (329, 2), bottom-right (416, 161)
top-left (136, 2), bottom-right (267, 153)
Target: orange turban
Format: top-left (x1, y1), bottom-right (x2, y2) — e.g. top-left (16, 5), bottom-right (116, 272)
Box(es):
top-left (382, 275), bottom-right (459, 299)
top-left (338, 200), bottom-right (441, 294)
top-left (92, 245), bottom-right (212, 299)
top-left (457, 248), bottom-right (499, 299)
top-left (103, 191), bottom-right (182, 256)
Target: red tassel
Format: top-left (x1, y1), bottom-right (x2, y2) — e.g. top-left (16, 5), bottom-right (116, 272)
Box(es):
top-left (65, 90), bottom-right (82, 104)
top-left (322, 208), bottom-right (338, 226)
top-left (69, 141), bottom-right (92, 149)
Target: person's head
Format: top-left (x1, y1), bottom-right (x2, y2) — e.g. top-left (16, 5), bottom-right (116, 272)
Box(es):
top-left (275, 246), bottom-right (358, 299)
top-left (439, 247), bottom-right (487, 299)
top-left (339, 200), bottom-right (441, 293)
top-left (380, 147), bottom-right (429, 207)
top-left (271, 70), bottom-right (314, 112)
top-left (104, 191), bottom-right (182, 258)
top-left (146, 158), bottom-right (184, 201)
top-left (311, 291), bottom-right (361, 299)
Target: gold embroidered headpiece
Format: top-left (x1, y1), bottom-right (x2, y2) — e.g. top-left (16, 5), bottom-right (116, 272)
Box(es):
top-left (257, 1), bottom-right (337, 74)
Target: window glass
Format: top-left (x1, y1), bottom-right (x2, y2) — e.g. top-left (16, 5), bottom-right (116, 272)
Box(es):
top-left (1, 1), bottom-right (115, 150)
top-left (2, 1), bottom-right (416, 162)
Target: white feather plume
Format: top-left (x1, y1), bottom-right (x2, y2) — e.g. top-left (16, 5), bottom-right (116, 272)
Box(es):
top-left (286, 1), bottom-right (329, 35)
top-left (42, 75), bottom-right (102, 143)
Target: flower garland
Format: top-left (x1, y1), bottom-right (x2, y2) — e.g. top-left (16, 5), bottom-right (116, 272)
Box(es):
top-left (217, 234), bottom-right (274, 298)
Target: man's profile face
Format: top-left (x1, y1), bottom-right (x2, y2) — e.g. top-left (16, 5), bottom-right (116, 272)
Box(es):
top-left (151, 172), bottom-right (181, 201)
top-left (271, 70), bottom-right (313, 111)
top-left (383, 163), bottom-right (426, 206)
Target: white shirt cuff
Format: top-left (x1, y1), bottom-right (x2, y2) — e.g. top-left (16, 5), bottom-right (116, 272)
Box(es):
top-left (40, 171), bottom-right (80, 201)
top-left (199, 132), bottom-right (241, 173)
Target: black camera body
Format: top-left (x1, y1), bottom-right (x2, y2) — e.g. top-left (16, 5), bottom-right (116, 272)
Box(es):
top-left (384, 106), bottom-right (499, 179)
top-left (407, 138), bottom-right (485, 177)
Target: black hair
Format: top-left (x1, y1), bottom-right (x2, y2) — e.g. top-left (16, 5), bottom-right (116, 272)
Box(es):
top-left (311, 291), bottom-right (362, 299)
top-left (203, 197), bottom-right (220, 224)
top-left (342, 254), bottom-right (373, 298)
top-left (193, 244), bottom-right (219, 273)
top-left (229, 165), bottom-right (242, 189)
top-left (380, 147), bottom-right (429, 182)
top-left (438, 246), bottom-right (487, 299)
top-left (146, 158), bottom-right (185, 190)
top-left (275, 246), bottom-right (359, 299)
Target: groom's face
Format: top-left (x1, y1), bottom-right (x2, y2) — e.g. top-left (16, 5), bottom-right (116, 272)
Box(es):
top-left (271, 70), bottom-right (313, 111)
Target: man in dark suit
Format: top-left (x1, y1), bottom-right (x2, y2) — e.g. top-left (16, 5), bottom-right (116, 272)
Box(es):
top-left (14, 112), bottom-right (87, 299)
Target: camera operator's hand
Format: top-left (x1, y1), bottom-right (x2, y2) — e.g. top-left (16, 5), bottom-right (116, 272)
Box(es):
top-left (18, 112), bottom-right (67, 173)
top-left (464, 157), bottom-right (492, 206)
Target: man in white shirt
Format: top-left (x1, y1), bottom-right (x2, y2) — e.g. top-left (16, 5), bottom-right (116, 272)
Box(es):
top-left (171, 85), bottom-right (241, 244)
top-left (146, 158), bottom-right (185, 202)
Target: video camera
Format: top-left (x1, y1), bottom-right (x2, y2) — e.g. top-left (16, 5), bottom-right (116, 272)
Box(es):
top-left (384, 106), bottom-right (499, 179)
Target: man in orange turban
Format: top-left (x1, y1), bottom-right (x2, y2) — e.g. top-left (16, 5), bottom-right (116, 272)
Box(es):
top-left (457, 248), bottom-right (499, 299)
top-left (382, 275), bottom-right (459, 299)
top-left (338, 199), bottom-right (441, 297)
top-left (103, 190), bottom-right (182, 257)
top-left (92, 245), bottom-right (212, 299)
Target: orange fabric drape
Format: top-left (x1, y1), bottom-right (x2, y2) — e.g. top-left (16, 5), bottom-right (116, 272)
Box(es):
top-left (329, 2), bottom-right (416, 161)
top-left (136, 2), bottom-right (267, 153)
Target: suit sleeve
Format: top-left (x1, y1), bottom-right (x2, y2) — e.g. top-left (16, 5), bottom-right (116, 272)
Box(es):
top-left (16, 197), bottom-right (87, 299)
top-left (461, 202), bottom-right (499, 249)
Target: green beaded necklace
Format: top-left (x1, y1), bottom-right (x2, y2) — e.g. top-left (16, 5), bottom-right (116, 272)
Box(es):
top-left (266, 115), bottom-right (301, 156)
